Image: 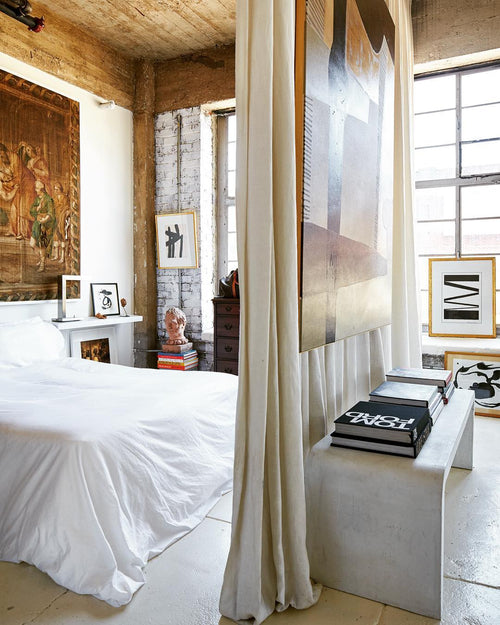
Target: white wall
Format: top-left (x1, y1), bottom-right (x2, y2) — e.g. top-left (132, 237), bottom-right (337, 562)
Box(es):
top-left (0, 53), bottom-right (135, 365)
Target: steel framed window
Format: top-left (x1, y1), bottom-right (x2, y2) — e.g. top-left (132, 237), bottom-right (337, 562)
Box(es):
top-left (414, 64), bottom-right (500, 326)
top-left (216, 111), bottom-right (237, 279)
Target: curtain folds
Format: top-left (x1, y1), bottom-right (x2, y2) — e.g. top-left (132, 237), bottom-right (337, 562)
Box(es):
top-left (220, 0), bottom-right (420, 622)
top-left (219, 1), bottom-right (321, 623)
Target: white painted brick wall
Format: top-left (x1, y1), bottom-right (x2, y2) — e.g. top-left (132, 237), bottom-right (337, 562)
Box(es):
top-left (155, 107), bottom-right (215, 370)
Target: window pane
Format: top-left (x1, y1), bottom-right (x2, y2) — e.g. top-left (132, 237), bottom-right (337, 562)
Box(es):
top-left (418, 256), bottom-right (429, 292)
top-left (420, 290), bottom-right (429, 324)
top-left (228, 232), bottom-right (238, 263)
top-left (228, 204), bottom-right (236, 232)
top-left (228, 170), bottom-right (235, 197)
top-left (416, 221), bottom-right (456, 255)
top-left (228, 260), bottom-right (238, 273)
top-left (228, 141), bottom-right (236, 170)
top-left (228, 114), bottom-right (236, 142)
top-left (462, 185), bottom-right (500, 219)
top-left (461, 139), bottom-right (500, 176)
top-left (415, 145), bottom-right (456, 181)
top-left (414, 110), bottom-right (455, 148)
top-left (462, 103), bottom-right (500, 141)
top-left (415, 187), bottom-right (455, 220)
top-left (462, 68), bottom-right (500, 107)
top-left (414, 74), bottom-right (456, 114)
top-left (461, 219), bottom-right (500, 254)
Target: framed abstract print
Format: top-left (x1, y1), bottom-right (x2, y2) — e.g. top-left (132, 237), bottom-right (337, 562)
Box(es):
top-left (155, 211), bottom-right (198, 269)
top-left (0, 70), bottom-right (80, 301)
top-left (429, 257), bottom-right (496, 338)
top-left (91, 283), bottom-right (120, 317)
top-left (445, 351), bottom-right (500, 417)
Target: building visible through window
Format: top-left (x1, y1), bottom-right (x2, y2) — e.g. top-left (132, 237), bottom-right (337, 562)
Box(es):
top-left (414, 65), bottom-right (500, 327)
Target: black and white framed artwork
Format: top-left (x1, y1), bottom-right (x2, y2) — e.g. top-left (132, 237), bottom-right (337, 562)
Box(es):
top-left (155, 211), bottom-right (198, 269)
top-left (429, 257), bottom-right (496, 338)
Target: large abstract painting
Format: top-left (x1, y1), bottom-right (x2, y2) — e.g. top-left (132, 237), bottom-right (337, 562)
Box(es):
top-left (296, 0), bottom-right (395, 351)
top-left (0, 70), bottom-right (80, 301)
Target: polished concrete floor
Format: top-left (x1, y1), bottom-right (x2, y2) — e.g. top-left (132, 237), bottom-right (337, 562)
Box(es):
top-left (1, 416), bottom-right (499, 625)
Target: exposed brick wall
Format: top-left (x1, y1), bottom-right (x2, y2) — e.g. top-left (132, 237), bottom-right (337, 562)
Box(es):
top-left (155, 107), bottom-right (215, 371)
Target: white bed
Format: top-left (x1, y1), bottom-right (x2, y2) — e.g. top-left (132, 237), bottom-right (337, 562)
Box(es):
top-left (0, 317), bottom-right (237, 607)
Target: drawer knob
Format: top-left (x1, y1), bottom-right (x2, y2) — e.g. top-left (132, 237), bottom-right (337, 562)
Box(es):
top-left (224, 345), bottom-right (233, 352)
top-left (225, 305), bottom-right (232, 312)
top-left (224, 367), bottom-right (232, 373)
top-left (224, 323), bottom-right (233, 330)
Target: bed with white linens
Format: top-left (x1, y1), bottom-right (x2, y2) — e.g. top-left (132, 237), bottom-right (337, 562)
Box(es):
top-left (0, 317), bottom-right (237, 606)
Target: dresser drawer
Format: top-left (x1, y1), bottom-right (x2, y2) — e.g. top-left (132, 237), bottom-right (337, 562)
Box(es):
top-left (214, 301), bottom-right (240, 317)
top-left (216, 337), bottom-right (239, 359)
top-left (216, 315), bottom-right (240, 337)
top-left (215, 360), bottom-right (239, 375)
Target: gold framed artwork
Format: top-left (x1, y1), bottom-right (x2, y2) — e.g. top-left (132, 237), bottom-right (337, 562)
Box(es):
top-left (429, 257), bottom-right (496, 338)
top-left (295, 0), bottom-right (396, 351)
top-left (444, 351), bottom-right (500, 418)
top-left (0, 70), bottom-right (80, 301)
top-left (155, 211), bottom-right (198, 269)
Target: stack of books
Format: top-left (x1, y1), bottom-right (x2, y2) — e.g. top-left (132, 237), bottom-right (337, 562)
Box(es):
top-left (386, 367), bottom-right (454, 404)
top-left (330, 400), bottom-right (432, 458)
top-left (331, 368), bottom-right (455, 458)
top-left (157, 349), bottom-right (198, 371)
top-left (369, 379), bottom-right (444, 425)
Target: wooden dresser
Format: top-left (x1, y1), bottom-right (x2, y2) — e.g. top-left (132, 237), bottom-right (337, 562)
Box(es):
top-left (213, 297), bottom-right (240, 375)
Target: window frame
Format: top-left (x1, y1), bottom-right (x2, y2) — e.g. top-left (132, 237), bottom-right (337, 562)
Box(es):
top-left (215, 110), bottom-right (236, 281)
top-left (414, 63), bottom-right (500, 328)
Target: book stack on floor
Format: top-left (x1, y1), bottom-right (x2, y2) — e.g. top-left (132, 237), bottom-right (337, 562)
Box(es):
top-left (157, 349), bottom-right (198, 371)
top-left (331, 368), bottom-right (455, 458)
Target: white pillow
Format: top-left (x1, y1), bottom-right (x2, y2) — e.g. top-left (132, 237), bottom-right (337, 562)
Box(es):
top-left (0, 316), bottom-right (66, 366)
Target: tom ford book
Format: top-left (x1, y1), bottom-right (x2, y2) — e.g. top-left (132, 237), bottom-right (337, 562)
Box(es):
top-left (332, 401), bottom-right (431, 444)
top-left (331, 420), bottom-right (432, 458)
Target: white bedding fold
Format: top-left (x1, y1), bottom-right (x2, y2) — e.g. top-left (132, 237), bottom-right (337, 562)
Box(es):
top-left (0, 358), bottom-right (237, 606)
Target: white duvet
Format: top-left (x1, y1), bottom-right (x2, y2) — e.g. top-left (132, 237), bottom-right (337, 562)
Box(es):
top-left (0, 358), bottom-right (237, 606)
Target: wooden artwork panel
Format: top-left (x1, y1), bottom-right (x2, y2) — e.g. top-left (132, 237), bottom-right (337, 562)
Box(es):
top-left (0, 70), bottom-right (80, 301)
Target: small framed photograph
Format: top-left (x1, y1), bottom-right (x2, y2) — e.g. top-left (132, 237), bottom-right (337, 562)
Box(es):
top-left (155, 211), bottom-right (198, 269)
top-left (429, 257), bottom-right (496, 338)
top-left (91, 283), bottom-right (120, 316)
top-left (445, 351), bottom-right (500, 417)
top-left (70, 328), bottom-right (118, 364)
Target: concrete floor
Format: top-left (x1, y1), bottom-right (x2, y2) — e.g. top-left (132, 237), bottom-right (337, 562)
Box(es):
top-left (1, 416), bottom-right (499, 625)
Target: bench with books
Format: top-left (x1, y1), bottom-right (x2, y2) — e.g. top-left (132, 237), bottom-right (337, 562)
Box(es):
top-left (305, 381), bottom-right (474, 619)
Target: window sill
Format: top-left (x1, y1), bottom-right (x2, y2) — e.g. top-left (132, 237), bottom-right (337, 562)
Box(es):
top-left (422, 333), bottom-right (500, 356)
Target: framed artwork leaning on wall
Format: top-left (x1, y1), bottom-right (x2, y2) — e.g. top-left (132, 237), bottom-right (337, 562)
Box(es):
top-left (429, 257), bottom-right (496, 338)
top-left (445, 351), bottom-right (500, 417)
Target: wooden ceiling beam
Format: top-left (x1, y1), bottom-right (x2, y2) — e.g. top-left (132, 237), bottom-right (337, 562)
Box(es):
top-left (0, 5), bottom-right (136, 108)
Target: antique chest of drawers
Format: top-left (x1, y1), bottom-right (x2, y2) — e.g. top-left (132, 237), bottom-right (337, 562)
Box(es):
top-left (213, 297), bottom-right (240, 375)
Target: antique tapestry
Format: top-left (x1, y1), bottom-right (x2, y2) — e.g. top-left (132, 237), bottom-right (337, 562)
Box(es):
top-left (297, 0), bottom-right (395, 351)
top-left (0, 70), bottom-right (80, 301)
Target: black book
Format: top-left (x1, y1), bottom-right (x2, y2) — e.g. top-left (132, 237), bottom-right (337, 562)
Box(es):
top-left (330, 420), bottom-right (432, 458)
top-left (369, 381), bottom-right (440, 408)
top-left (332, 401), bottom-right (431, 444)
top-left (386, 367), bottom-right (452, 389)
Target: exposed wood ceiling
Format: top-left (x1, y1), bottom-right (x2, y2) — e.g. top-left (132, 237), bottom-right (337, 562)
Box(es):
top-left (35, 0), bottom-right (236, 61)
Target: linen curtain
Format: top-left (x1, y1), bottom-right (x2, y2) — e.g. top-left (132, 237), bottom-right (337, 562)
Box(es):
top-left (220, 0), bottom-right (420, 623)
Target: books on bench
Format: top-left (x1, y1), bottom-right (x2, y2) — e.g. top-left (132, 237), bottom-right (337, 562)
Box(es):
top-left (331, 400), bottom-right (433, 458)
top-left (386, 367), bottom-right (452, 389)
top-left (331, 420), bottom-right (432, 458)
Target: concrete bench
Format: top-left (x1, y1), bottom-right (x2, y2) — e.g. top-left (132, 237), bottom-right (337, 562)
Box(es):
top-left (305, 388), bottom-right (474, 619)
